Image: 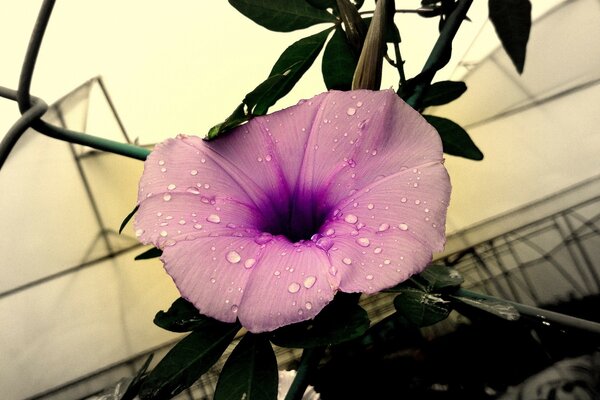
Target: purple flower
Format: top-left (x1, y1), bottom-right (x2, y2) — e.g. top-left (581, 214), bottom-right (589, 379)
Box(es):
top-left (134, 90), bottom-right (450, 333)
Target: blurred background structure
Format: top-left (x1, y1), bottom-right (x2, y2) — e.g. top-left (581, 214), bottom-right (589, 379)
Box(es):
top-left (1, 1), bottom-right (598, 399)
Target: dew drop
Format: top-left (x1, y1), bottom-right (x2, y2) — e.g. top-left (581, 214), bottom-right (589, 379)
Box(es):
top-left (226, 251), bottom-right (241, 264)
top-left (158, 160), bottom-right (165, 166)
top-left (257, 157), bottom-right (263, 162)
top-left (347, 159), bottom-right (356, 168)
top-left (303, 276), bottom-right (317, 289)
top-left (356, 237), bottom-right (370, 247)
top-left (367, 203), bottom-right (374, 210)
top-left (274, 271), bottom-right (281, 277)
top-left (207, 214), bottom-right (221, 224)
top-left (424, 208), bottom-right (430, 213)
top-left (231, 305), bottom-right (239, 313)
top-left (347, 107), bottom-right (356, 116)
top-left (415, 199), bottom-right (421, 205)
top-left (371, 150), bottom-right (377, 156)
top-left (200, 158), bottom-right (206, 163)
top-left (366, 274), bottom-right (374, 280)
top-left (344, 214), bottom-right (358, 224)
top-left (325, 228), bottom-right (335, 237)
top-left (378, 223), bottom-right (390, 232)
top-left (178, 219), bottom-right (186, 225)
top-left (342, 257), bottom-right (352, 265)
top-left (356, 101), bottom-right (363, 107)
top-left (159, 230), bottom-right (168, 237)
top-left (288, 282), bottom-right (301, 293)
top-left (210, 278), bottom-right (216, 284)
top-left (384, 259), bottom-right (391, 265)
top-left (163, 194), bottom-right (172, 202)
top-left (399, 223), bottom-right (409, 231)
top-left (265, 154), bottom-right (272, 162)
top-left (329, 266), bottom-right (338, 276)
top-left (193, 223), bottom-right (203, 230)
top-left (156, 212), bottom-right (163, 217)
top-left (204, 183), bottom-right (210, 189)
top-left (255, 233), bottom-right (273, 245)
top-left (374, 247), bottom-right (382, 254)
top-left (190, 169), bottom-right (198, 176)
top-left (244, 258), bottom-right (256, 269)
top-left (401, 197), bottom-right (407, 203)
top-left (160, 167), bottom-right (167, 173)
top-left (164, 239), bottom-right (176, 247)
top-left (187, 187), bottom-right (200, 195)
top-left (316, 237), bottom-right (333, 251)
top-left (305, 302), bottom-right (313, 310)
top-left (167, 184), bottom-right (176, 190)
top-left (413, 183), bottom-right (419, 188)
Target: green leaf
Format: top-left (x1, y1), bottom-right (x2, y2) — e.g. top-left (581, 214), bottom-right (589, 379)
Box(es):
top-left (418, 264), bottom-right (464, 291)
top-left (140, 320), bottom-right (240, 400)
top-left (306, 0), bottom-right (337, 10)
top-left (135, 247), bottom-right (163, 260)
top-left (154, 298), bottom-right (207, 333)
top-left (256, 28), bottom-right (332, 114)
top-left (214, 334), bottom-right (278, 400)
top-left (393, 288), bottom-right (451, 327)
top-left (207, 103), bottom-right (251, 140)
top-left (451, 294), bottom-right (520, 321)
top-left (119, 205), bottom-right (139, 234)
top-left (228, 0), bottom-right (337, 32)
top-left (488, 0), bottom-right (531, 74)
top-left (424, 115), bottom-right (484, 160)
top-left (421, 80), bottom-right (467, 107)
top-left (121, 354), bottom-right (154, 400)
top-left (270, 294), bottom-right (369, 348)
top-left (322, 26), bottom-right (358, 90)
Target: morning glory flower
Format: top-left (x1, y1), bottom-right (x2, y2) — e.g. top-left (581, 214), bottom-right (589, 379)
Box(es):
top-left (134, 89), bottom-right (450, 333)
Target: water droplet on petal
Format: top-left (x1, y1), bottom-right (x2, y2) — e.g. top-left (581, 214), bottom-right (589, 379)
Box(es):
top-left (255, 233), bottom-right (273, 245)
top-left (342, 257), bottom-right (352, 265)
top-left (288, 282), bottom-right (300, 293)
top-left (415, 199), bottom-right (421, 205)
top-left (204, 183), bottom-right (210, 189)
top-left (200, 158), bottom-right (206, 163)
top-left (347, 159), bottom-right (356, 168)
top-left (401, 197), bottom-right (407, 203)
top-left (186, 187), bottom-right (200, 195)
top-left (305, 302), bottom-right (313, 310)
top-left (356, 237), bottom-right (370, 247)
top-left (399, 223), bottom-right (409, 231)
top-left (244, 258), bottom-right (256, 269)
top-left (374, 247), bottom-right (382, 254)
top-left (384, 259), bottom-right (391, 265)
top-left (210, 278), bottom-right (216, 284)
top-left (160, 167), bottom-right (167, 173)
top-left (226, 251), bottom-right (241, 264)
top-left (163, 194), bottom-right (171, 202)
top-left (325, 228), bottom-right (335, 236)
top-left (135, 229), bottom-right (144, 237)
top-left (167, 184), bottom-right (176, 190)
top-left (344, 214), bottom-right (358, 224)
top-left (378, 223), bottom-right (390, 232)
top-left (366, 274), bottom-right (374, 280)
top-left (347, 107), bottom-right (356, 116)
top-left (303, 276), bottom-right (317, 289)
top-left (265, 154), bottom-right (272, 162)
top-left (207, 214), bottom-right (221, 224)
top-left (193, 224), bottom-right (203, 230)
top-left (316, 237), bottom-right (333, 251)
top-left (160, 230), bottom-right (168, 237)
top-left (274, 270), bottom-right (281, 277)
top-left (367, 203), bottom-right (374, 210)
top-left (190, 169), bottom-right (198, 176)
top-left (158, 160), bottom-right (165, 166)
top-left (178, 219), bottom-right (186, 225)
top-left (231, 305), bottom-right (239, 313)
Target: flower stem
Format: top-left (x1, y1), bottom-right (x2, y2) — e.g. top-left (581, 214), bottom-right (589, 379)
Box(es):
top-left (406, 0), bottom-right (473, 108)
top-left (284, 346), bottom-right (326, 400)
top-left (456, 289), bottom-right (600, 335)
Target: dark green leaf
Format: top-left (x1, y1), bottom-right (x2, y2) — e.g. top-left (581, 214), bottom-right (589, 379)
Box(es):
top-left (207, 103), bottom-right (251, 140)
top-left (119, 205), bottom-right (139, 234)
top-left (121, 354), bottom-right (154, 400)
top-left (393, 288), bottom-right (451, 327)
top-left (270, 294), bottom-right (369, 348)
top-left (244, 73), bottom-right (294, 116)
top-left (258, 28), bottom-right (332, 114)
top-left (421, 80), bottom-right (467, 107)
top-left (306, 0), bottom-right (336, 10)
top-left (154, 298), bottom-right (207, 332)
top-left (419, 264), bottom-right (464, 291)
top-left (214, 334), bottom-right (278, 400)
top-left (228, 0), bottom-right (337, 32)
top-left (488, 0), bottom-right (531, 73)
top-left (451, 294), bottom-right (520, 321)
top-left (135, 247), bottom-right (163, 261)
top-left (322, 26), bottom-right (358, 90)
top-left (140, 320), bottom-right (240, 400)
top-left (424, 115), bottom-right (484, 160)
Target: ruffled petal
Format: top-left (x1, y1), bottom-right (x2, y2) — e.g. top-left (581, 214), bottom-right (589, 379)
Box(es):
top-left (238, 237), bottom-right (339, 333)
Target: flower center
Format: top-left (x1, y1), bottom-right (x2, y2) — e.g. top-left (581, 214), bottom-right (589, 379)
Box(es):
top-left (261, 199), bottom-right (328, 243)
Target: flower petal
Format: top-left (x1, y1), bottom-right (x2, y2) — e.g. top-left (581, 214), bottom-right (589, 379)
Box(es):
top-left (238, 238), bottom-right (338, 333)
top-left (160, 236), bottom-right (259, 323)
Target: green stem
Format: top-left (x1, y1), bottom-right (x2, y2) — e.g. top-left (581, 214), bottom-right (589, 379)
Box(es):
top-left (13, 0), bottom-right (150, 161)
top-left (406, 0), bottom-right (473, 108)
top-left (456, 289), bottom-right (600, 335)
top-left (284, 347), bottom-right (326, 400)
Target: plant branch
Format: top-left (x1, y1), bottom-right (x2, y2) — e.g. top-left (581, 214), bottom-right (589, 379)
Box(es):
top-left (283, 346), bottom-right (326, 400)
